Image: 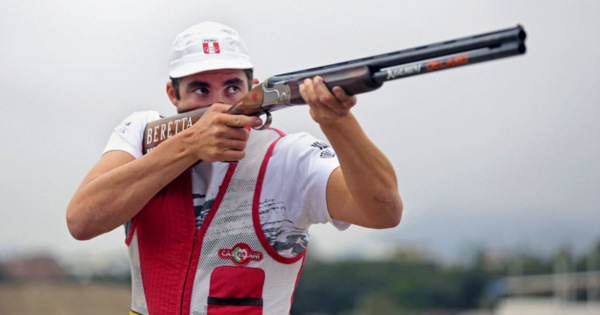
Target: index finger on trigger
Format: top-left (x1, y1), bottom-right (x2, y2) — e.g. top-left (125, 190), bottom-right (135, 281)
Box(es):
top-left (208, 103), bottom-right (232, 113)
top-left (227, 114), bottom-right (263, 128)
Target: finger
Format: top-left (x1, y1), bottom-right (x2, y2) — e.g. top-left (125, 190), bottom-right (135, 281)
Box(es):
top-left (302, 78), bottom-right (339, 116)
top-left (299, 81), bottom-right (311, 104)
top-left (313, 76), bottom-right (338, 106)
top-left (204, 138), bottom-right (247, 162)
top-left (301, 78), bottom-right (322, 106)
top-left (208, 103), bottom-right (232, 113)
top-left (221, 114), bottom-right (263, 128)
top-left (219, 149), bottom-right (246, 162)
top-left (309, 108), bottom-right (317, 121)
top-left (227, 150), bottom-right (246, 161)
top-left (223, 126), bottom-right (250, 141)
top-left (300, 83), bottom-right (319, 120)
top-left (332, 86), bottom-right (357, 107)
top-left (220, 138), bottom-right (249, 162)
top-left (218, 138), bottom-right (247, 152)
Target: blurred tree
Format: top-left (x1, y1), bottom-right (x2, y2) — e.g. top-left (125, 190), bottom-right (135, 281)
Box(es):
top-left (290, 240), bottom-right (600, 314)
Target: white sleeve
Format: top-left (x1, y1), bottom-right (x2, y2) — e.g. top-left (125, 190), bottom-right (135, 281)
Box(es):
top-left (266, 132), bottom-right (350, 231)
top-left (103, 111), bottom-right (162, 159)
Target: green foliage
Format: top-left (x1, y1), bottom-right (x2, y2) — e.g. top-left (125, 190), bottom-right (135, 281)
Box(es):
top-left (575, 240), bottom-right (600, 271)
top-left (291, 241), bottom-right (600, 315)
top-left (291, 259), bottom-right (489, 314)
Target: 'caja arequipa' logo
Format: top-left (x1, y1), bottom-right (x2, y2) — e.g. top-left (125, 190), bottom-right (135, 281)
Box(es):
top-left (218, 243), bottom-right (263, 266)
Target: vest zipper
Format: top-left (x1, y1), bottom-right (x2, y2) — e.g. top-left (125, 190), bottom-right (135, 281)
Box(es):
top-left (181, 228), bottom-right (198, 315)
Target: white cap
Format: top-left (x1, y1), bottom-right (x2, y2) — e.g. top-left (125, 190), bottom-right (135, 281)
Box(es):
top-left (168, 22), bottom-right (253, 78)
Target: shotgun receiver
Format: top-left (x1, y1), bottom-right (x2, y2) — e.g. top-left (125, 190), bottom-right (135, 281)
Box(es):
top-left (143, 25), bottom-right (526, 154)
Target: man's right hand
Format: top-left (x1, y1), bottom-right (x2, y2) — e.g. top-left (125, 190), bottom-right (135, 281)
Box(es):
top-left (183, 103), bottom-right (263, 162)
top-left (66, 104), bottom-right (261, 240)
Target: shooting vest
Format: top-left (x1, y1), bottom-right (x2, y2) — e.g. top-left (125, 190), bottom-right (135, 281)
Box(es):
top-left (125, 128), bottom-right (306, 315)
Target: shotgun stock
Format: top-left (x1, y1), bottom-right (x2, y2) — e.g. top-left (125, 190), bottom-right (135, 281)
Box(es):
top-left (143, 25), bottom-right (526, 154)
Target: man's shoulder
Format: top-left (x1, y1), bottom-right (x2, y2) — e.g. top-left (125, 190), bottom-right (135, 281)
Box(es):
top-left (266, 131), bottom-right (338, 166)
top-left (274, 132), bottom-right (330, 151)
top-left (114, 111), bottom-right (162, 133)
top-left (121, 110), bottom-right (162, 124)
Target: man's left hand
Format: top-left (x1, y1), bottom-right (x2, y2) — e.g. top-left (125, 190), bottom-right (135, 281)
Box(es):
top-left (299, 76), bottom-right (357, 126)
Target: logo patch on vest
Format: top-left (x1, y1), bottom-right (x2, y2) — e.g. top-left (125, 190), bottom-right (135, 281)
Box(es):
top-left (218, 243), bottom-right (263, 266)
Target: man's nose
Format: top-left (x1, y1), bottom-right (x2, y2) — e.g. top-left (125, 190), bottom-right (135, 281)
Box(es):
top-left (211, 94), bottom-right (228, 105)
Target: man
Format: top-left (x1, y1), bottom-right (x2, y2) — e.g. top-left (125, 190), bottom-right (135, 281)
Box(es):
top-left (67, 21), bottom-right (402, 315)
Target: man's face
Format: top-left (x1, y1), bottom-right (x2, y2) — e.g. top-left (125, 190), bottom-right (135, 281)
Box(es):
top-left (169, 69), bottom-right (250, 113)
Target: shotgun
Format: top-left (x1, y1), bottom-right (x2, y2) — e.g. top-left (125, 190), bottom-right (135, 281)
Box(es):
top-left (144, 25), bottom-right (526, 154)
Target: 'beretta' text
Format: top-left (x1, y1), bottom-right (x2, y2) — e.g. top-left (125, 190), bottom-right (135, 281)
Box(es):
top-left (146, 117), bottom-right (193, 147)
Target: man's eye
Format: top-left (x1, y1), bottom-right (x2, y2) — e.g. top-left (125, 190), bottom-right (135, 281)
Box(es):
top-left (226, 86), bottom-right (240, 94)
top-left (194, 88), bottom-right (209, 95)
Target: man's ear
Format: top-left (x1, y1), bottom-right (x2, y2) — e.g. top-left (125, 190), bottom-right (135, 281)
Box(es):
top-left (252, 78), bottom-right (259, 87)
top-left (166, 81), bottom-right (178, 106)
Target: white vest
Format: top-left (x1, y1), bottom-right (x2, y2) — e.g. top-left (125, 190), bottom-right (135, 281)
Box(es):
top-left (126, 128), bottom-right (306, 315)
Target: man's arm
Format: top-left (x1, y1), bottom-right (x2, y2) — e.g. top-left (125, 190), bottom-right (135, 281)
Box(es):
top-left (299, 76), bottom-right (403, 229)
top-left (66, 104), bottom-right (262, 240)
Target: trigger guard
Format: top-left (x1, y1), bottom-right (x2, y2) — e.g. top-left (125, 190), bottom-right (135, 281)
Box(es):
top-left (253, 111), bottom-right (272, 130)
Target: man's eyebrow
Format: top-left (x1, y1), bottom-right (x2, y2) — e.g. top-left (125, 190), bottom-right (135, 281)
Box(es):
top-left (186, 81), bottom-right (210, 92)
top-left (224, 78), bottom-right (245, 86)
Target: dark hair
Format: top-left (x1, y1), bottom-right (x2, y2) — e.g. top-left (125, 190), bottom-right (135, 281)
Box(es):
top-left (170, 68), bottom-right (254, 100)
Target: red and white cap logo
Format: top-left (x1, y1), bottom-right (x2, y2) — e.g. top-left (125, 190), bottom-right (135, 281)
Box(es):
top-left (202, 38), bottom-right (220, 54)
top-left (218, 243), bottom-right (263, 266)
top-left (169, 22), bottom-right (253, 78)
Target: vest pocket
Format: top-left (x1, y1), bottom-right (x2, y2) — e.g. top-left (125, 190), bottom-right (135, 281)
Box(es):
top-left (207, 266), bottom-right (265, 315)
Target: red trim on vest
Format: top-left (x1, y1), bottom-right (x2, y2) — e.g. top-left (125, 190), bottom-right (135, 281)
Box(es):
top-left (289, 251), bottom-right (306, 313)
top-left (252, 135), bottom-right (306, 264)
top-left (268, 127), bottom-right (286, 137)
top-left (181, 163), bottom-right (237, 315)
top-left (200, 163), bottom-right (237, 234)
top-left (125, 219), bottom-right (137, 246)
top-left (136, 173), bottom-right (196, 315)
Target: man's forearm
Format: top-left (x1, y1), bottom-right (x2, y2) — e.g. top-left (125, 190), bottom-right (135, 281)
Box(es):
top-left (67, 130), bottom-right (200, 240)
top-left (321, 112), bottom-right (402, 228)
top-left (68, 104), bottom-right (258, 240)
